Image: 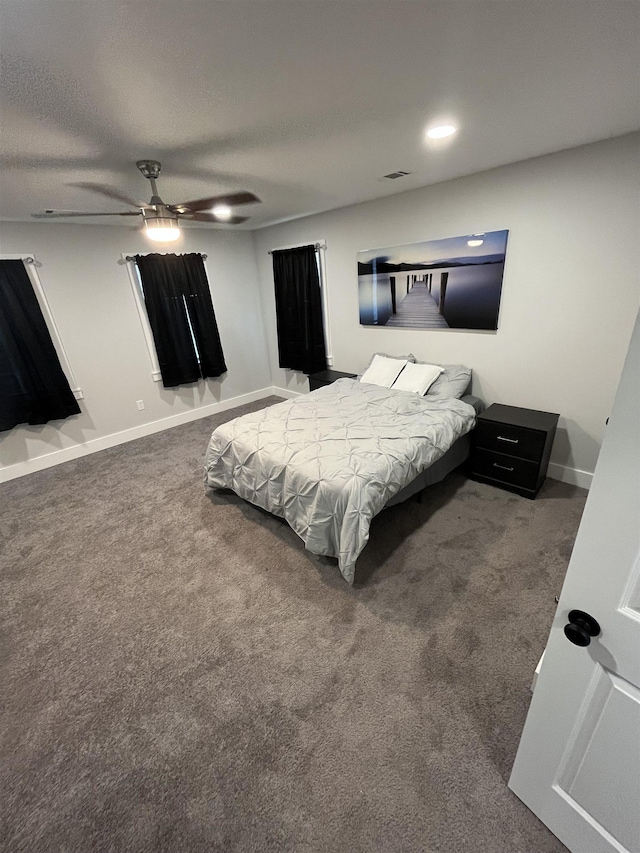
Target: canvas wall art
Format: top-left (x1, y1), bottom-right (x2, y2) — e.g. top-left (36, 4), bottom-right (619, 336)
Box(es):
top-left (357, 230), bottom-right (509, 330)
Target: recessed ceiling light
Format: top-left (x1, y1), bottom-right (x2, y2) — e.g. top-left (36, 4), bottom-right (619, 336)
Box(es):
top-left (426, 124), bottom-right (457, 139)
top-left (468, 236), bottom-right (484, 247)
top-left (212, 204), bottom-right (232, 219)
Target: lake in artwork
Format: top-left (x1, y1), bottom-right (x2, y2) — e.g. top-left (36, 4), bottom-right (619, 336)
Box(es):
top-left (357, 230), bottom-right (509, 331)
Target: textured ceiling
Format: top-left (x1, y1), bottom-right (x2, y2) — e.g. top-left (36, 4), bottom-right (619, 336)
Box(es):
top-left (1, 1), bottom-right (639, 230)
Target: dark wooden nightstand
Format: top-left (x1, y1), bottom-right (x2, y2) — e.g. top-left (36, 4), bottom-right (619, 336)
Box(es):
top-left (308, 369), bottom-right (357, 392)
top-left (469, 404), bottom-right (559, 499)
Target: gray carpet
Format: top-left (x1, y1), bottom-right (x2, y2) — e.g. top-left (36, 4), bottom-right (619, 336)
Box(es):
top-left (0, 396), bottom-right (584, 853)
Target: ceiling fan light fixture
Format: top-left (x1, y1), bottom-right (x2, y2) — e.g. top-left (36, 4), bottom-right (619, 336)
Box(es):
top-left (143, 213), bottom-right (181, 243)
top-left (145, 225), bottom-right (180, 243)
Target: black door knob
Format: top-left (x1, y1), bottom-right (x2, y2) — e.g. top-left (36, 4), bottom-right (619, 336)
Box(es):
top-left (564, 610), bottom-right (601, 647)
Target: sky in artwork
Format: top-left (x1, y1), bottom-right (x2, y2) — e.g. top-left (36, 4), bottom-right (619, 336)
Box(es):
top-left (358, 230), bottom-right (509, 265)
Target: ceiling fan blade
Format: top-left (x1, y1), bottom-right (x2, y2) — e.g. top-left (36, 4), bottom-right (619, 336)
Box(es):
top-left (31, 210), bottom-right (141, 218)
top-left (182, 212), bottom-right (249, 225)
top-left (70, 182), bottom-right (149, 208)
top-left (170, 191), bottom-right (261, 214)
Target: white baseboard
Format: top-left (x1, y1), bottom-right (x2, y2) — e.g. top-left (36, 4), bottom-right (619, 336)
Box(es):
top-left (271, 385), bottom-right (304, 399)
top-left (547, 462), bottom-right (593, 490)
top-left (0, 387), bottom-right (286, 483)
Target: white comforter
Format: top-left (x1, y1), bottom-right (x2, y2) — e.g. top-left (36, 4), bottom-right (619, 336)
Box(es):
top-left (204, 379), bottom-right (476, 583)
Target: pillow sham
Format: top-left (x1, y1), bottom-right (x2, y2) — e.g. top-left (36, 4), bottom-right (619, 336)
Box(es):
top-left (391, 361), bottom-right (444, 395)
top-left (360, 354), bottom-right (408, 388)
top-left (421, 363), bottom-right (472, 399)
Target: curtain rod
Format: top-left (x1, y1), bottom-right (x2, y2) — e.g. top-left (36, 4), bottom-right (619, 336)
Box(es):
top-left (268, 242), bottom-right (326, 255)
top-left (125, 253), bottom-right (208, 262)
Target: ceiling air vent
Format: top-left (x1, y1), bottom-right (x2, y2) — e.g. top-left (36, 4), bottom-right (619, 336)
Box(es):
top-left (383, 170), bottom-right (412, 180)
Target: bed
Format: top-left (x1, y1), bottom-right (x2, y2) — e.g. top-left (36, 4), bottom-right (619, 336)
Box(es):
top-left (204, 373), bottom-right (478, 584)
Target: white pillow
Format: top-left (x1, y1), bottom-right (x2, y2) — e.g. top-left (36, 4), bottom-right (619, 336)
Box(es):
top-left (392, 361), bottom-right (444, 395)
top-left (359, 352), bottom-right (415, 375)
top-left (360, 354), bottom-right (407, 388)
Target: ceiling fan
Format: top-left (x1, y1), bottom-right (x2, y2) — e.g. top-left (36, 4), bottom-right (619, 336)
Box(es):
top-left (32, 160), bottom-right (261, 241)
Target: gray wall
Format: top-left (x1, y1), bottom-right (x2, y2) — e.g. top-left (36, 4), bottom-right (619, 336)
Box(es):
top-left (0, 222), bottom-right (271, 476)
top-left (253, 134), bottom-right (640, 482)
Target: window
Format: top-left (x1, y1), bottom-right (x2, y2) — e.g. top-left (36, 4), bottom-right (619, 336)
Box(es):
top-left (125, 252), bottom-right (227, 388)
top-left (0, 256), bottom-right (82, 431)
top-left (271, 243), bottom-right (330, 375)
top-left (126, 255), bottom-right (163, 382)
top-left (314, 243), bottom-right (333, 366)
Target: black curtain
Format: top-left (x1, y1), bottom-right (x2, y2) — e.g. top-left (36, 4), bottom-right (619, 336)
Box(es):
top-left (135, 253), bottom-right (227, 388)
top-left (272, 245), bottom-right (327, 375)
top-left (0, 260), bottom-right (80, 432)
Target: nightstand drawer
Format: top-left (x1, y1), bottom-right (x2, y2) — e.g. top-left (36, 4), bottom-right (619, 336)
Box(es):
top-left (470, 448), bottom-right (540, 491)
top-left (474, 421), bottom-right (546, 462)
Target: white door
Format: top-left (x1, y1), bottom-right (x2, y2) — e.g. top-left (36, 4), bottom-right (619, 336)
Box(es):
top-left (509, 311), bottom-right (640, 853)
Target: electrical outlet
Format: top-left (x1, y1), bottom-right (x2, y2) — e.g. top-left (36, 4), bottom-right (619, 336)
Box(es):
top-left (136, 400), bottom-right (145, 410)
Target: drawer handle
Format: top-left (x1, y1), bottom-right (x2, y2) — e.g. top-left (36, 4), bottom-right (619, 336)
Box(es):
top-left (493, 463), bottom-right (515, 472)
top-left (497, 435), bottom-right (519, 444)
